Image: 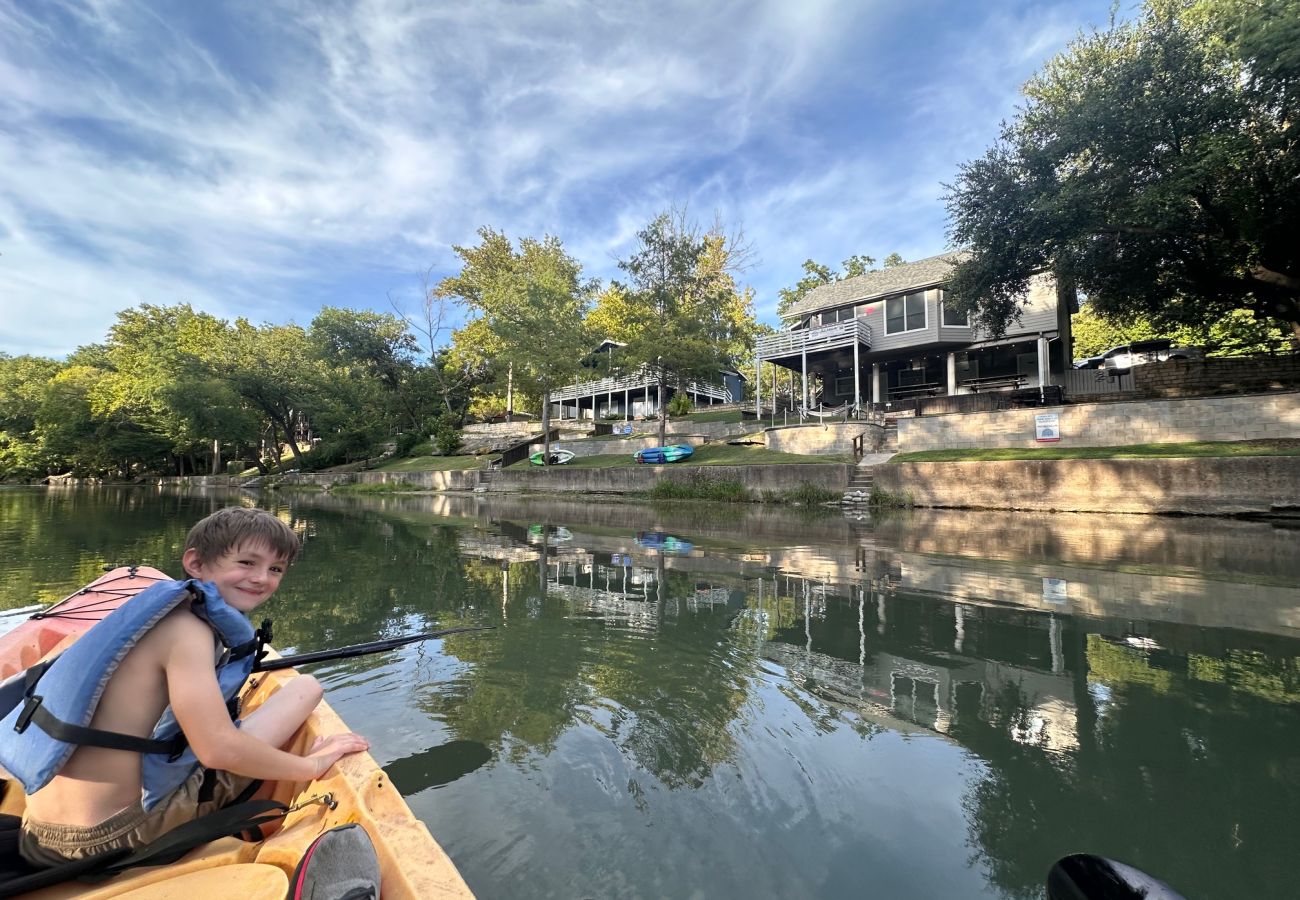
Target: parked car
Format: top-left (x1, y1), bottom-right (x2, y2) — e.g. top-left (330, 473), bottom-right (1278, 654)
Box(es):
top-left (1101, 339), bottom-right (1203, 374)
top-left (1073, 339), bottom-right (1203, 373)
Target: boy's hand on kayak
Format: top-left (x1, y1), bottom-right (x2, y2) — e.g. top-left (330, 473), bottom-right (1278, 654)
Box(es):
top-left (306, 732), bottom-right (370, 778)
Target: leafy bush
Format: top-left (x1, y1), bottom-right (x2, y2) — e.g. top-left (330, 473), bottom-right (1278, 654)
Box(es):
top-left (432, 422), bottom-right (462, 456)
top-left (667, 393), bottom-right (692, 416)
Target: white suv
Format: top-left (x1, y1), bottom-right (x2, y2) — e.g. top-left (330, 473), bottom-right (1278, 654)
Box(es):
top-left (1100, 339), bottom-right (1203, 375)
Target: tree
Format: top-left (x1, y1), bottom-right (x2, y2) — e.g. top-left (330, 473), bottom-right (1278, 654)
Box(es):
top-left (310, 307), bottom-right (428, 433)
top-left (1071, 303), bottom-right (1290, 358)
top-left (202, 321), bottom-right (322, 469)
top-left (614, 210), bottom-right (756, 445)
top-left (0, 354), bottom-right (63, 478)
top-left (946, 0), bottom-right (1300, 343)
top-left (437, 228), bottom-right (593, 462)
top-left (775, 253), bottom-right (905, 318)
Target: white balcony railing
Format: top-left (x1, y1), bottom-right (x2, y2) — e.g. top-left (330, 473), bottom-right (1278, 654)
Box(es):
top-left (551, 367), bottom-right (729, 403)
top-left (756, 318), bottom-right (872, 361)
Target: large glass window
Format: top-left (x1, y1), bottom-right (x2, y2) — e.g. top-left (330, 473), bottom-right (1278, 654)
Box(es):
top-left (885, 291), bottom-right (928, 335)
top-left (820, 307), bottom-right (854, 326)
top-left (942, 305), bottom-right (969, 327)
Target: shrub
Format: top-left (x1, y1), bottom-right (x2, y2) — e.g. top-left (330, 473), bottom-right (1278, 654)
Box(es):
top-left (394, 431), bottom-right (425, 457)
top-left (667, 393), bottom-right (692, 416)
top-left (432, 422), bottom-right (462, 456)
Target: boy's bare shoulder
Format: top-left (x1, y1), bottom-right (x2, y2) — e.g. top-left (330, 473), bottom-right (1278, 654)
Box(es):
top-left (138, 604), bottom-right (214, 657)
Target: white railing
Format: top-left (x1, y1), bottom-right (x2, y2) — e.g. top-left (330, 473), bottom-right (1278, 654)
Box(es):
top-left (756, 318), bottom-right (873, 360)
top-left (551, 367), bottom-right (729, 402)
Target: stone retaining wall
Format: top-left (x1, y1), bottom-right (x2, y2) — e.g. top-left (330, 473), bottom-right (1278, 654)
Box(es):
top-left (898, 391), bottom-right (1300, 452)
top-left (873, 456), bottom-right (1300, 515)
top-left (764, 422), bottom-right (884, 456)
top-left (489, 463), bottom-right (851, 496)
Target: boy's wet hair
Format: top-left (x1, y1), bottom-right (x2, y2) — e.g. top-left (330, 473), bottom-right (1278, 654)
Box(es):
top-left (184, 507), bottom-right (300, 566)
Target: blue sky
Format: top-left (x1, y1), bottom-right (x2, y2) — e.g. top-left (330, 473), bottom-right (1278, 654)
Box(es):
top-left (0, 0), bottom-right (1124, 359)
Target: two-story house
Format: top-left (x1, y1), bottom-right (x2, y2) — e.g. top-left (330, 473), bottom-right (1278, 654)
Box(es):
top-left (754, 252), bottom-right (1073, 411)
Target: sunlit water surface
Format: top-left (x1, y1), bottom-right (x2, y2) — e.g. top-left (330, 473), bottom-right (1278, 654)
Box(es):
top-left (3, 486), bottom-right (1298, 899)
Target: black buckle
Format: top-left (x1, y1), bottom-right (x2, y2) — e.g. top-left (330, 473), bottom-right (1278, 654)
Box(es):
top-left (15, 694), bottom-right (43, 733)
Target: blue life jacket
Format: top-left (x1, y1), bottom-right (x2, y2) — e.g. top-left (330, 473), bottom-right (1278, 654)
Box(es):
top-left (0, 578), bottom-right (260, 811)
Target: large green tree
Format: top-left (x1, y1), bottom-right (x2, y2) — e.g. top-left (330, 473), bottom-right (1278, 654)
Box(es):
top-left (437, 228), bottom-right (593, 461)
top-left (945, 0), bottom-right (1300, 342)
top-left (613, 211), bottom-right (757, 444)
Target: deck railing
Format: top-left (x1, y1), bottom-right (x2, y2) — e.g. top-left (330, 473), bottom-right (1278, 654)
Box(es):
top-left (756, 318), bottom-right (872, 361)
top-left (551, 368), bottom-right (729, 403)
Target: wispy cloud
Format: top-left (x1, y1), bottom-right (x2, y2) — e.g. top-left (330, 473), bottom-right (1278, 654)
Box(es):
top-left (0, 0), bottom-right (1119, 356)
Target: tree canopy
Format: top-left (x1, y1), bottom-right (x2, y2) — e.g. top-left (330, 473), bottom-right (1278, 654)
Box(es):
top-left (945, 0), bottom-right (1300, 342)
top-left (776, 253), bottom-right (905, 318)
top-left (612, 210), bottom-right (756, 443)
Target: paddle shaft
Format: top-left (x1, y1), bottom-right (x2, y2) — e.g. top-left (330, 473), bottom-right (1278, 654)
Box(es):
top-left (252, 625), bottom-right (491, 672)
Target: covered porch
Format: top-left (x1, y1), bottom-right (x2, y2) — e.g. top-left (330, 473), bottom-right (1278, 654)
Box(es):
top-left (755, 327), bottom-right (1065, 412)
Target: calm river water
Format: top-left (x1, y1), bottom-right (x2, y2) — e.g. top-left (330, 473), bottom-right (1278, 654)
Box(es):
top-left (2, 486), bottom-right (1299, 899)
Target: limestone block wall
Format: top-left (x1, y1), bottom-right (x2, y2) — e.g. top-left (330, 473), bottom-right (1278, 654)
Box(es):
top-left (898, 392), bottom-right (1300, 452)
top-left (873, 456), bottom-right (1300, 515)
top-left (276, 470), bottom-right (480, 490)
top-left (764, 422), bottom-right (885, 456)
top-left (490, 463), bottom-right (852, 495)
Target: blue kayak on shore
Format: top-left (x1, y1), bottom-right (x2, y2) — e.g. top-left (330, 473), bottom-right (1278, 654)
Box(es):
top-left (634, 445), bottom-right (693, 464)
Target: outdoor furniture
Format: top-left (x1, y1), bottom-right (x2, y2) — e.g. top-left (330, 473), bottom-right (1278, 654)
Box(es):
top-left (889, 383), bottom-right (942, 400)
top-left (962, 374), bottom-right (1026, 392)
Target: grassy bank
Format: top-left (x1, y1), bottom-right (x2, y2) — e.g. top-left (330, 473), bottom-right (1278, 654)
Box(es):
top-left (892, 439), bottom-right (1300, 463)
top-left (373, 455), bottom-right (484, 472)
top-left (645, 473), bottom-right (841, 505)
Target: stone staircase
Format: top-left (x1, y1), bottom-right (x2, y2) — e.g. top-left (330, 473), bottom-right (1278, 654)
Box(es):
top-left (473, 467), bottom-right (495, 493)
top-left (841, 465), bottom-right (876, 510)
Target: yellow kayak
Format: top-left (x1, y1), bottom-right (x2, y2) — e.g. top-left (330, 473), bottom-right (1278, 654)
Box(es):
top-left (0, 568), bottom-right (474, 899)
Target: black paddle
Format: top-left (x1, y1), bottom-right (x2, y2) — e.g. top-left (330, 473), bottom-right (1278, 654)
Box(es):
top-left (252, 625), bottom-right (493, 672)
top-left (1047, 854), bottom-right (1188, 900)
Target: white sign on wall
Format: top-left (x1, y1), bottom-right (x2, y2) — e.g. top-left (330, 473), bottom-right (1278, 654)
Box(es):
top-left (1035, 413), bottom-right (1061, 443)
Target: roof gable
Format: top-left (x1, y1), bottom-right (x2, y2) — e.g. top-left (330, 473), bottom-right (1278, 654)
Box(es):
top-left (785, 251), bottom-right (969, 320)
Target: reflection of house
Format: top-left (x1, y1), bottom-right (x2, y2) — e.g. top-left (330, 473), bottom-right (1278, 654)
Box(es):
top-left (550, 340), bottom-right (745, 420)
top-left (754, 253), bottom-right (1074, 409)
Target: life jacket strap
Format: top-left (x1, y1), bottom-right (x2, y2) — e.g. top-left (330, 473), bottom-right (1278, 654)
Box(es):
top-left (17, 701), bottom-right (186, 758)
top-left (12, 657), bottom-right (186, 759)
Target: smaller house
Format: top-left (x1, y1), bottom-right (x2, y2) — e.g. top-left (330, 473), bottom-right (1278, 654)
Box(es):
top-left (550, 340), bottom-right (745, 420)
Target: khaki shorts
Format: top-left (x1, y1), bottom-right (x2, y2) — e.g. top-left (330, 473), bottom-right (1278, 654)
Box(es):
top-left (19, 766), bottom-right (256, 868)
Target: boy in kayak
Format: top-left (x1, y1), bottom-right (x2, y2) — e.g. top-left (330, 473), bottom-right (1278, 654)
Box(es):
top-left (16, 506), bottom-right (370, 867)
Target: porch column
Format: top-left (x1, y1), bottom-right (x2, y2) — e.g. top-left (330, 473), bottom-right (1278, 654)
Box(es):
top-left (624, 387), bottom-right (629, 421)
top-left (1037, 334), bottom-right (1050, 388)
top-left (801, 344), bottom-right (808, 408)
top-left (853, 339), bottom-right (861, 409)
top-left (947, 352), bottom-right (958, 396)
top-left (872, 363), bottom-right (882, 403)
top-left (755, 358), bottom-right (761, 416)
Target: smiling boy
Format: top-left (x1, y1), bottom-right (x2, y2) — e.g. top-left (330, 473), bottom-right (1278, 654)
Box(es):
top-left (16, 507), bottom-right (370, 867)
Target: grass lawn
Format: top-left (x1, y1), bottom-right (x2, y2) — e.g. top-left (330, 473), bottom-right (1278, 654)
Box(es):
top-left (515, 443), bottom-right (848, 468)
top-left (892, 439), bottom-right (1300, 463)
top-left (373, 455), bottom-right (485, 472)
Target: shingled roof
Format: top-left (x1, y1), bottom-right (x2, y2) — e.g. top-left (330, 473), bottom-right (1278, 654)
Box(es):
top-left (784, 251), bottom-right (970, 320)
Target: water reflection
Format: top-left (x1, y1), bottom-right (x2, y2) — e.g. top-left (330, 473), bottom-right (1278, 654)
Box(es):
top-left (4, 487), bottom-right (1299, 899)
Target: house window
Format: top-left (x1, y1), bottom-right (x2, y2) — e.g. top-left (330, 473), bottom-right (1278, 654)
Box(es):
top-left (885, 291), bottom-right (928, 335)
top-left (820, 307), bottom-right (854, 326)
top-left (941, 290), bottom-right (969, 326)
